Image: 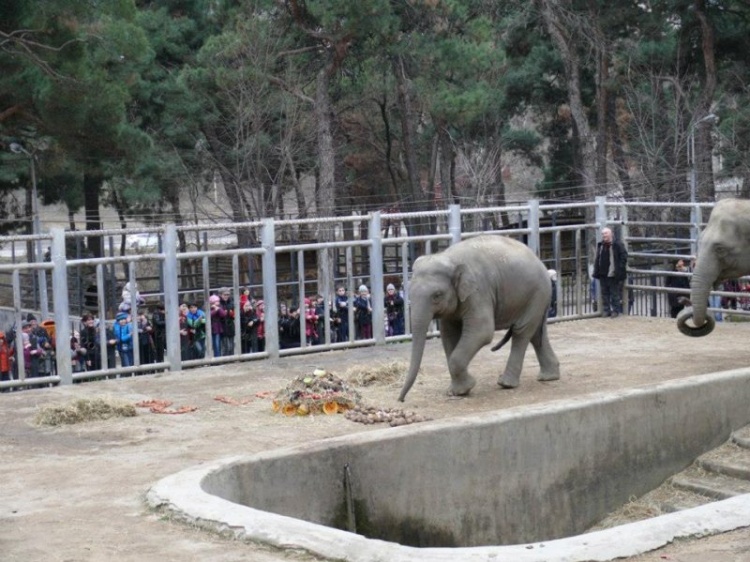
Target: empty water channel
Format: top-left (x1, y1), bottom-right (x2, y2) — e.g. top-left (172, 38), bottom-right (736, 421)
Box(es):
top-left (148, 369), bottom-right (750, 562)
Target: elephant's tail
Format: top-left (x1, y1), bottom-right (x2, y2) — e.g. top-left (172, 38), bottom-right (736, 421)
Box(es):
top-left (490, 327), bottom-right (513, 352)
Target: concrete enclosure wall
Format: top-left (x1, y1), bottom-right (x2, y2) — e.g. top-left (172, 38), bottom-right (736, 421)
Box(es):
top-left (198, 369), bottom-right (750, 548)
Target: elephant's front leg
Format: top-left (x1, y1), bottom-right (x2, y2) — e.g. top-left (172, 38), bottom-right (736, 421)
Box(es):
top-left (498, 334), bottom-right (531, 389)
top-left (441, 320), bottom-right (489, 396)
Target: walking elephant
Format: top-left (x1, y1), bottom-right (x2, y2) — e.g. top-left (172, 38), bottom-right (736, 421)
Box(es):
top-left (398, 235), bottom-right (560, 402)
top-left (677, 198), bottom-right (750, 337)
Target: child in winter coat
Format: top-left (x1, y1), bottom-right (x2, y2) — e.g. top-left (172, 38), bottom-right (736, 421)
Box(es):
top-left (354, 284), bottom-right (373, 340)
top-left (113, 312), bottom-right (134, 368)
top-left (384, 283), bottom-right (405, 336)
top-left (333, 286), bottom-right (350, 342)
top-left (186, 302), bottom-right (207, 359)
top-left (0, 331), bottom-right (14, 391)
top-left (208, 294), bottom-right (225, 357)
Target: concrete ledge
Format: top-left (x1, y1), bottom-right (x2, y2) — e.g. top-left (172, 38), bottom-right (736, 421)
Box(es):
top-left (147, 368), bottom-right (750, 562)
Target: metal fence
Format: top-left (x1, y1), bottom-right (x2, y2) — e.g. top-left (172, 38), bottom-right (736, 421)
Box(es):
top-left (1, 196), bottom-right (747, 392)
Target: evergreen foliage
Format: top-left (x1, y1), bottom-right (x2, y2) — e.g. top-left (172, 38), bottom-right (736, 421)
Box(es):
top-left (2, 0), bottom-right (750, 234)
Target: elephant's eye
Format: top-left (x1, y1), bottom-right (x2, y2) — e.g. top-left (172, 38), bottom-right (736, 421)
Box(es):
top-left (432, 291), bottom-right (443, 302)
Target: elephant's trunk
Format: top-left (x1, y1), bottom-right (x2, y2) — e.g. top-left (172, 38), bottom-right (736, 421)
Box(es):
top-left (398, 319), bottom-right (430, 402)
top-left (676, 255), bottom-right (717, 337)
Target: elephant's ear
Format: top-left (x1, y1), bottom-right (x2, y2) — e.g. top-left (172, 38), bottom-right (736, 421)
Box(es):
top-left (454, 263), bottom-right (478, 302)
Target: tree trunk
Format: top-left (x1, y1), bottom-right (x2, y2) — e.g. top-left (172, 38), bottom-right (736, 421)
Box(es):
top-left (393, 55), bottom-right (433, 244)
top-left (315, 67), bottom-right (336, 297)
top-left (694, 0), bottom-right (718, 202)
top-left (593, 17), bottom-right (609, 192)
top-left (608, 96), bottom-right (632, 199)
top-left (83, 173), bottom-right (103, 258)
top-left (488, 136), bottom-right (507, 227)
top-left (538, 0), bottom-right (597, 203)
top-left (438, 126), bottom-right (455, 205)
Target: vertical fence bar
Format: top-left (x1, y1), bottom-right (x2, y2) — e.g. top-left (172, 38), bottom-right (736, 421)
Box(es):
top-left (298, 249), bottom-right (307, 347)
top-left (448, 204), bottom-right (462, 245)
top-left (690, 203), bottom-right (700, 257)
top-left (163, 224), bottom-right (181, 372)
top-left (574, 229), bottom-right (583, 315)
top-left (232, 253), bottom-right (241, 355)
top-left (553, 229), bottom-right (562, 311)
top-left (96, 264), bottom-right (108, 367)
top-left (527, 199), bottom-right (540, 256)
top-left (594, 196), bottom-right (608, 314)
top-left (108, 236), bottom-right (117, 318)
top-left (369, 211), bottom-right (385, 344)
top-left (346, 246), bottom-right (354, 342)
top-left (595, 196), bottom-right (608, 228)
top-left (128, 262), bottom-right (141, 368)
top-left (620, 205), bottom-right (630, 315)
top-left (36, 245), bottom-right (49, 320)
top-left (691, 204), bottom-right (704, 258)
top-left (13, 269), bottom-right (26, 382)
top-left (321, 247), bottom-right (332, 345)
top-left (261, 218), bottom-right (279, 358)
top-left (401, 241), bottom-right (411, 335)
top-left (158, 233), bottom-right (165, 298)
top-left (51, 228), bottom-right (72, 385)
top-left (202, 255), bottom-right (213, 358)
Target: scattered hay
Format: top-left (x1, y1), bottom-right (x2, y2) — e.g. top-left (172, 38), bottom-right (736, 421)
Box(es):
top-left (272, 368), bottom-right (362, 416)
top-left (588, 482), bottom-right (710, 531)
top-left (591, 495), bottom-right (663, 530)
top-left (34, 397), bottom-right (137, 426)
top-left (345, 360), bottom-right (410, 387)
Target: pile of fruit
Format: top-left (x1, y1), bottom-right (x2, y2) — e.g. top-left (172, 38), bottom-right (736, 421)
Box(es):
top-left (344, 405), bottom-right (432, 427)
top-left (271, 368), bottom-right (362, 416)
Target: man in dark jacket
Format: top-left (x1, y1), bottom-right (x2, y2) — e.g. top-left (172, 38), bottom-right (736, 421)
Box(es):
top-left (593, 227), bottom-right (628, 318)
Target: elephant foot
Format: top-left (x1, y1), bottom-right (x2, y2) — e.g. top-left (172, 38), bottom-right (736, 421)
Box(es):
top-left (498, 374), bottom-right (519, 389)
top-left (537, 370), bottom-right (560, 382)
top-left (448, 374), bottom-right (476, 397)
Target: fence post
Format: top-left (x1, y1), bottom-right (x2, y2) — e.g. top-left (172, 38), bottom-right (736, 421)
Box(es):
top-left (51, 228), bottom-right (72, 385)
top-left (448, 204), bottom-right (462, 245)
top-left (12, 270), bottom-right (26, 381)
top-left (261, 218), bottom-right (279, 358)
top-left (163, 224), bottom-right (181, 372)
top-left (369, 211), bottom-right (385, 344)
top-left (595, 196), bottom-right (608, 229)
top-left (528, 199), bottom-right (540, 255)
top-left (232, 253), bottom-right (242, 353)
top-left (128, 262), bottom-right (141, 367)
top-left (690, 203), bottom-right (702, 257)
top-left (620, 204), bottom-right (630, 314)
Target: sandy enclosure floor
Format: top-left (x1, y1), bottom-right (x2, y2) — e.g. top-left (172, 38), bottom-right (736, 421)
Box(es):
top-left (2, 315), bottom-right (750, 562)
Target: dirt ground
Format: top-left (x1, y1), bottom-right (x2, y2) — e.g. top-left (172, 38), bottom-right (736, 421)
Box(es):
top-left (2, 315), bottom-right (750, 562)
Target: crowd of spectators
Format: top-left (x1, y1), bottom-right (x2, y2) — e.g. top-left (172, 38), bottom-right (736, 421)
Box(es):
top-left (0, 281), bottom-right (407, 391)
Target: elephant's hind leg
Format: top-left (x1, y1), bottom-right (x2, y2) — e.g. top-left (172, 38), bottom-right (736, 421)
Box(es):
top-left (498, 335), bottom-right (530, 388)
top-left (531, 322), bottom-right (560, 382)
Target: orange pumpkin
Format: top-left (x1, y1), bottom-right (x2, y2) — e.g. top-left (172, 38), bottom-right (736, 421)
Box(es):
top-left (323, 401), bottom-right (338, 415)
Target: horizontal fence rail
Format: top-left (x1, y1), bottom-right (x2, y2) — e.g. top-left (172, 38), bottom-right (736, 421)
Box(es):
top-left (0, 196), bottom-right (745, 392)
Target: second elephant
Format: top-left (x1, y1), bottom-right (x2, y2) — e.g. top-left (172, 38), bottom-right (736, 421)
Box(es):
top-left (398, 235), bottom-right (560, 402)
top-left (677, 198), bottom-right (750, 337)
